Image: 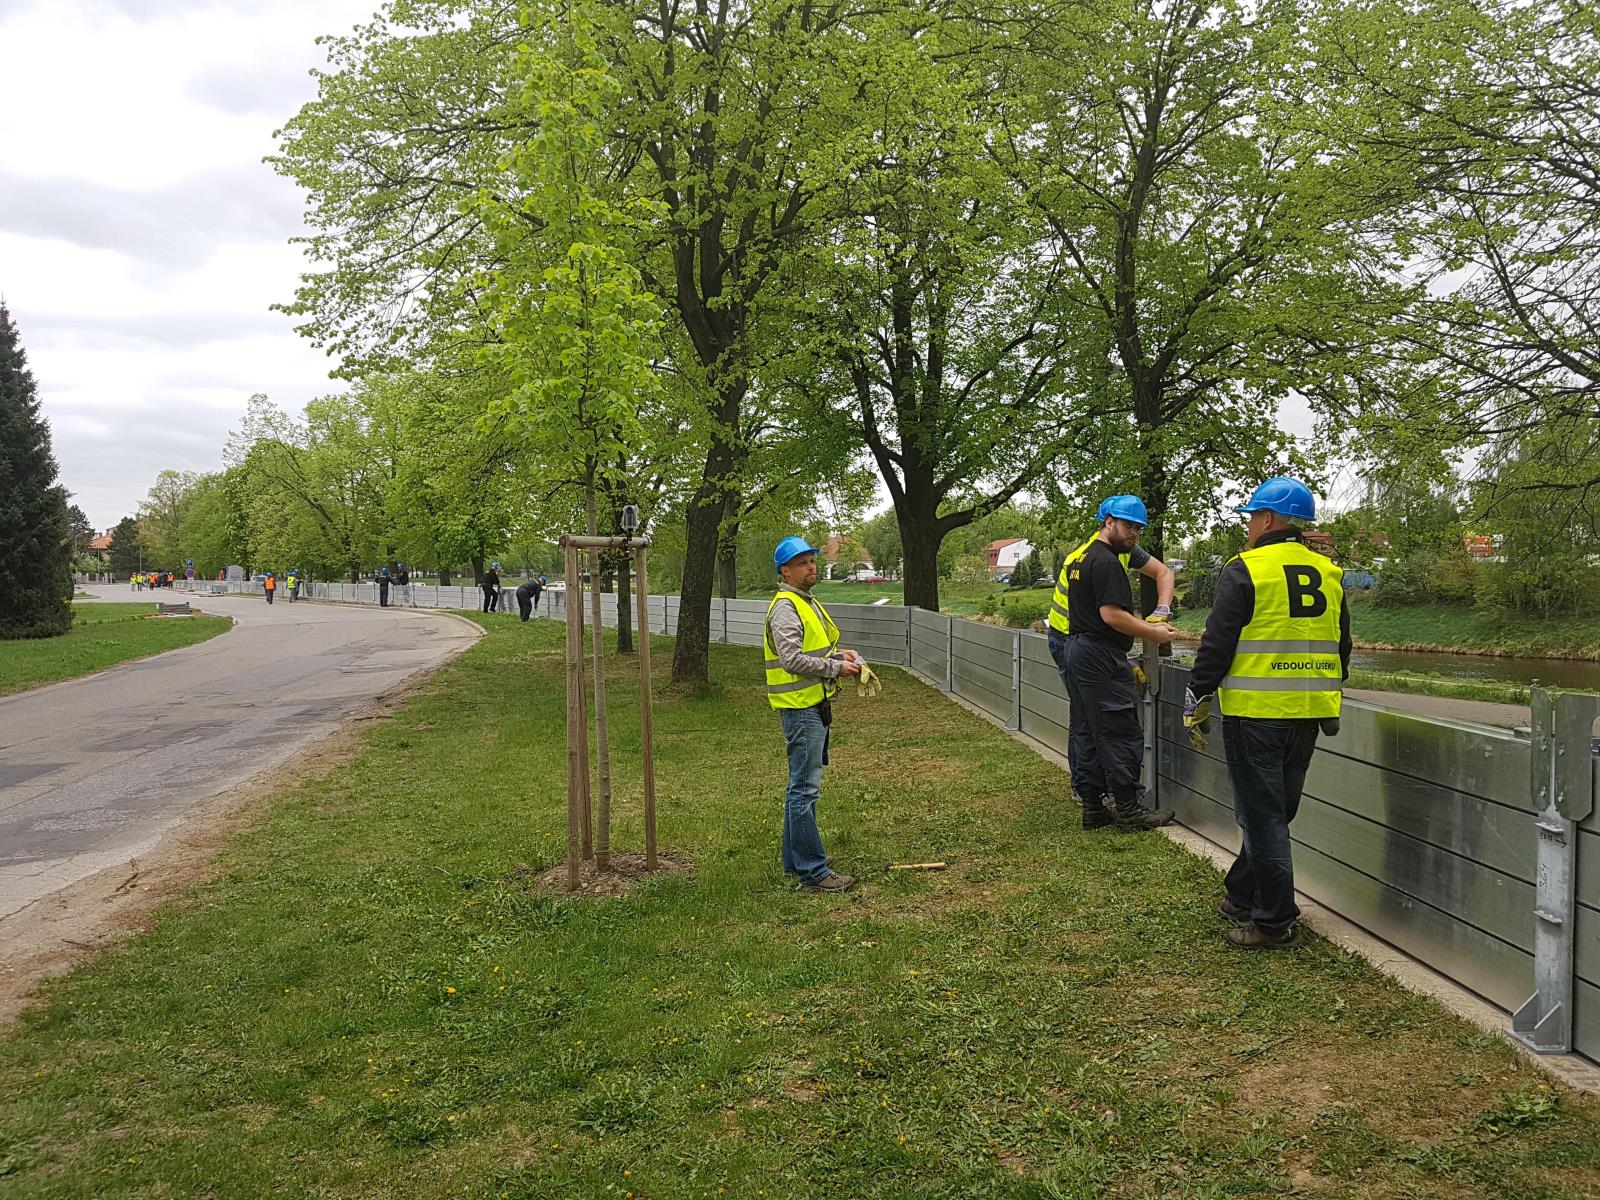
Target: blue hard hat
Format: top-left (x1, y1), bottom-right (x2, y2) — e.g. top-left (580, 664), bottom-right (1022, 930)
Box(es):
top-left (1236, 476), bottom-right (1315, 520)
top-left (773, 536), bottom-right (819, 571)
top-left (491, 561), bottom-right (501, 569)
top-left (1101, 495), bottom-right (1149, 526)
top-left (1095, 497), bottom-right (1112, 521)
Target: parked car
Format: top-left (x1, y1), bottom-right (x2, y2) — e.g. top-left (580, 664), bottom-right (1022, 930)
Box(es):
top-left (844, 570), bottom-right (887, 583)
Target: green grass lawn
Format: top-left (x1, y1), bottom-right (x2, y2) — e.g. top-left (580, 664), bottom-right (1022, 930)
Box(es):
top-left (813, 579), bottom-right (1022, 615)
top-left (0, 603), bottom-right (232, 697)
top-left (1, 617), bottom-right (1595, 1197)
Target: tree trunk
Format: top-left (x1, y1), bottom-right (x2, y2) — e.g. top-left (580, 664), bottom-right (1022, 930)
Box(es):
top-left (716, 545), bottom-right (738, 600)
top-left (439, 568), bottom-right (452, 587)
top-left (898, 507), bottom-right (943, 612)
top-left (471, 553), bottom-right (484, 587)
top-left (671, 387), bottom-right (746, 684)
top-left (1138, 441), bottom-right (1170, 619)
top-left (349, 559), bottom-right (360, 584)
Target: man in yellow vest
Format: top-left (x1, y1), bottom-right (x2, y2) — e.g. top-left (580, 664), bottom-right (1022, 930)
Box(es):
top-left (765, 536), bottom-right (864, 894)
top-left (1063, 495), bottom-right (1179, 830)
top-left (1047, 495), bottom-right (1175, 827)
top-left (1185, 477), bottom-right (1350, 948)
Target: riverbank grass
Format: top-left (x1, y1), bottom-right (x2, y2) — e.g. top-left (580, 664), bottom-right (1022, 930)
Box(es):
top-left (1, 617), bottom-right (1596, 1197)
top-left (1174, 601), bottom-right (1600, 661)
top-left (0, 602), bottom-right (232, 697)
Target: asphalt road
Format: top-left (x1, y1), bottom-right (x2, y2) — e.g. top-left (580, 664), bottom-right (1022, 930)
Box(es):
top-left (0, 586), bottom-right (479, 924)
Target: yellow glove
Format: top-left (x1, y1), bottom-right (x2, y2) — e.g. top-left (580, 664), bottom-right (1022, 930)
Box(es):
top-left (1132, 662), bottom-right (1148, 686)
top-left (1146, 605), bottom-right (1173, 626)
top-left (856, 661), bottom-right (882, 698)
top-left (1183, 688), bottom-right (1212, 751)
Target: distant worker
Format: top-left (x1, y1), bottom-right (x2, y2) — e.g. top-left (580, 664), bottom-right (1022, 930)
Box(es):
top-left (515, 576), bottom-right (539, 621)
top-left (765, 536), bottom-right (864, 894)
top-left (395, 562), bottom-right (413, 606)
top-left (532, 574), bottom-right (545, 612)
top-left (1048, 496), bottom-right (1176, 827)
top-left (481, 562), bottom-right (501, 613)
top-left (1185, 477), bottom-right (1350, 949)
top-left (1063, 495), bottom-right (1177, 830)
top-left (263, 571), bottom-right (276, 605)
top-left (377, 565), bottom-right (391, 608)
top-left (285, 569), bottom-right (299, 601)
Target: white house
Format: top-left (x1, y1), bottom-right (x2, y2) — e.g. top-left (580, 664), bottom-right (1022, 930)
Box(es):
top-left (987, 538), bottom-right (1033, 575)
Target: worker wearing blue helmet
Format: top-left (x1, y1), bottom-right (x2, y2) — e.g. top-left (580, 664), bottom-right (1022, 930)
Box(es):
top-left (377, 564), bottom-right (392, 607)
top-left (764, 536), bottom-right (864, 894)
top-left (1047, 495), bottom-right (1176, 828)
top-left (1062, 494), bottom-right (1178, 830)
top-left (1186, 476), bottom-right (1350, 949)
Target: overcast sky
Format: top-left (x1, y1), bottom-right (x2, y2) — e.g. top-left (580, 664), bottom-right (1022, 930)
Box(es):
top-left (1, 0), bottom-right (377, 531)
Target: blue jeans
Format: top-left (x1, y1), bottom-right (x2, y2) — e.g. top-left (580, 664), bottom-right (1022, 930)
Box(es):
top-left (779, 705), bottom-right (831, 884)
top-left (1222, 716), bottom-right (1320, 932)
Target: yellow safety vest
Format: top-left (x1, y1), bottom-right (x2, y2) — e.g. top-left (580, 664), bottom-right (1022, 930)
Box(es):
top-left (764, 590), bottom-right (841, 710)
top-left (1047, 534), bottom-right (1132, 634)
top-left (1217, 540), bottom-right (1344, 719)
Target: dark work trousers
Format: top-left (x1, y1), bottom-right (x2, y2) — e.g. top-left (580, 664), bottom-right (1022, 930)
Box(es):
top-left (378, 580), bottom-right (390, 607)
top-left (264, 588), bottom-right (274, 605)
top-left (517, 586), bottom-right (534, 621)
top-left (1062, 636), bottom-right (1142, 800)
top-left (1221, 716), bottom-right (1320, 932)
top-left (482, 584), bottom-right (499, 613)
top-left (1046, 629), bottom-right (1079, 787)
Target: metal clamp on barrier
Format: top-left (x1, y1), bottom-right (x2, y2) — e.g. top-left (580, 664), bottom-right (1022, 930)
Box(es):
top-left (1512, 689), bottom-right (1600, 1055)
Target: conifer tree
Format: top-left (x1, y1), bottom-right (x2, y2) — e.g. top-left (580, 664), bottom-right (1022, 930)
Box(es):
top-left (0, 303), bottom-right (74, 638)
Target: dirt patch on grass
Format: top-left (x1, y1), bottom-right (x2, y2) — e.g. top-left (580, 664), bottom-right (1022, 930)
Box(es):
top-left (518, 852), bottom-right (691, 897)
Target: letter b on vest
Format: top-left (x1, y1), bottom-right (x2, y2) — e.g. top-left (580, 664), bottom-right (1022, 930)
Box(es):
top-left (1283, 565), bottom-right (1327, 618)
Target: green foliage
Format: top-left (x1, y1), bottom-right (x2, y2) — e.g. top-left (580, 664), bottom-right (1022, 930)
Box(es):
top-left (0, 304), bottom-right (73, 639)
top-left (106, 516), bottom-right (144, 576)
top-left (1007, 556), bottom-right (1034, 589)
top-left (999, 595), bottom-right (1049, 628)
top-left (1181, 569), bottom-right (1219, 611)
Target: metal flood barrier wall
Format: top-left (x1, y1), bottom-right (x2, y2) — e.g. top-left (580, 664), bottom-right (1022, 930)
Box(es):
top-left (182, 579), bottom-right (1599, 1063)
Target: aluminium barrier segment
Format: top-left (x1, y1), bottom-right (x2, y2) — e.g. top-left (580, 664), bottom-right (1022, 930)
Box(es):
top-left (179, 578), bottom-right (1600, 1063)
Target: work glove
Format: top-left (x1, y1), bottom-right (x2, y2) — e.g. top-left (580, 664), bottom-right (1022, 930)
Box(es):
top-left (1146, 604), bottom-right (1173, 625)
top-left (1183, 686), bottom-right (1212, 751)
top-left (1132, 661), bottom-right (1148, 687)
top-left (1318, 716), bottom-right (1340, 737)
top-left (856, 661), bottom-right (882, 699)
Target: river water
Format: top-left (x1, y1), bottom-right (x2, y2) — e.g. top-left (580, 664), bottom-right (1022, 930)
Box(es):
top-left (1169, 644), bottom-right (1600, 691)
top-left (1349, 647), bottom-right (1600, 691)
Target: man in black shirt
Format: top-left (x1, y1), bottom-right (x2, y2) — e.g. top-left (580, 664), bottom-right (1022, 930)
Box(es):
top-left (1064, 495), bottom-right (1178, 830)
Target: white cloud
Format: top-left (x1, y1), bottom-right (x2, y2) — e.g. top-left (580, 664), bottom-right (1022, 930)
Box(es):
top-left (0, 0), bottom-right (375, 530)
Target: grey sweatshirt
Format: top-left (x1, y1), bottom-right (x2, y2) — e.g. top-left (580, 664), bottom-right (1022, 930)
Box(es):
top-left (767, 585), bottom-right (844, 680)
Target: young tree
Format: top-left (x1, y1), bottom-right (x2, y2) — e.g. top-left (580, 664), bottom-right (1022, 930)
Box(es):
top-left (0, 304), bottom-right (74, 638)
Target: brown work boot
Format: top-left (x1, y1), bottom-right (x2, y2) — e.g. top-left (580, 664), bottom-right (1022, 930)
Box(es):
top-left (1225, 922), bottom-right (1298, 949)
top-left (1107, 788), bottom-right (1174, 831)
top-left (1218, 897), bottom-right (1251, 926)
top-left (801, 872), bottom-right (856, 894)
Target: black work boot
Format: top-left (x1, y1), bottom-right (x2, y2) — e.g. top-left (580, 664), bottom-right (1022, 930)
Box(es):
top-left (1081, 792), bottom-right (1114, 830)
top-left (1108, 787), bottom-right (1174, 831)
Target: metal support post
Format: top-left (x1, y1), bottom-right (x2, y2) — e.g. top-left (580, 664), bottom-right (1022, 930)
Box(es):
top-left (944, 617), bottom-right (955, 693)
top-left (1512, 689), bottom-right (1599, 1054)
top-left (1007, 632), bottom-right (1022, 731)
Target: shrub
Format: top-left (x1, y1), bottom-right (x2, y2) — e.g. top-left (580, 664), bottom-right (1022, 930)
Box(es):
top-left (1372, 550), bottom-right (1479, 608)
top-left (1008, 557), bottom-right (1035, 588)
top-left (1475, 560), bottom-right (1600, 617)
top-left (978, 592), bottom-right (999, 616)
top-left (1181, 569), bottom-right (1219, 610)
top-left (1001, 596), bottom-right (1050, 628)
